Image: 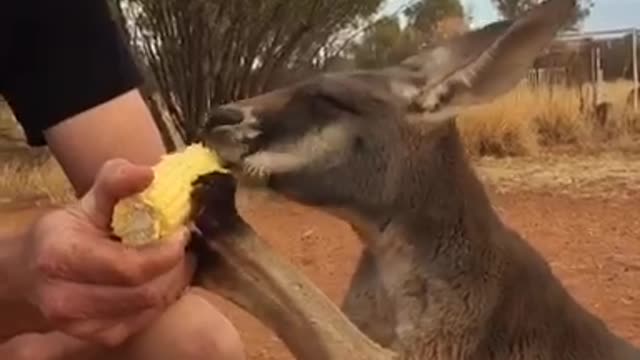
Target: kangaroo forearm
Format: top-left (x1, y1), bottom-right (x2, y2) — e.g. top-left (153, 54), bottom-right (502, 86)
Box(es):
top-left (194, 221), bottom-right (398, 360)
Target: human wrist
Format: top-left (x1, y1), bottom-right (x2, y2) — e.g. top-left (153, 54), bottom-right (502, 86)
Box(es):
top-left (0, 228), bottom-right (29, 302)
top-left (0, 207), bottom-right (53, 303)
top-left (0, 208), bottom-right (65, 338)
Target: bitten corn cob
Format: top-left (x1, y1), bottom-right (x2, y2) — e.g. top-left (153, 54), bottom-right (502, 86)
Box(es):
top-left (111, 143), bottom-right (228, 247)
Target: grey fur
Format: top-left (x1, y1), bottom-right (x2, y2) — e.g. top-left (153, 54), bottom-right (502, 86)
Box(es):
top-left (199, 0), bottom-right (640, 358)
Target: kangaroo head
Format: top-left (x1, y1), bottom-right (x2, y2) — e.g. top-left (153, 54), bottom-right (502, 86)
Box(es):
top-left (199, 0), bottom-right (576, 222)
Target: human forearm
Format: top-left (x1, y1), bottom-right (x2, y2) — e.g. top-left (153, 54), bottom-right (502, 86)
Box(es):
top-left (44, 89), bottom-right (167, 196)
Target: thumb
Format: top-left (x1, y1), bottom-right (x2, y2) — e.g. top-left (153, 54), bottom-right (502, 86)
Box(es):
top-left (80, 158), bottom-right (155, 228)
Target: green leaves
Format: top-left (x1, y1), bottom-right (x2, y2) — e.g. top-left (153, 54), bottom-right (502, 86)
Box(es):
top-left (404, 0), bottom-right (465, 36)
top-left (350, 16), bottom-right (422, 69)
top-left (490, 0), bottom-right (594, 30)
top-left (350, 0), bottom-right (469, 69)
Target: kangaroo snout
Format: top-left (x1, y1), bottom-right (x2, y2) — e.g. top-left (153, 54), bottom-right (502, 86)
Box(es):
top-left (199, 106), bottom-right (262, 167)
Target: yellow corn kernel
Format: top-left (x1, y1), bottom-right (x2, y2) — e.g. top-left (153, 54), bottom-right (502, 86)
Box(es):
top-left (111, 143), bottom-right (228, 247)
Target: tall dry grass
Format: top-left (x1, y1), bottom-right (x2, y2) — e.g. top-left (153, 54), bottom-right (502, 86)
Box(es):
top-left (457, 80), bottom-right (640, 157)
top-left (0, 149), bottom-right (74, 207)
top-left (1, 81), bottom-right (640, 205)
top-left (1, 100), bottom-right (74, 206)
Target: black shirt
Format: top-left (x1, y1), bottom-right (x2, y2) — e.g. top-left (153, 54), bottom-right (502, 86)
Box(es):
top-left (0, 0), bottom-right (143, 146)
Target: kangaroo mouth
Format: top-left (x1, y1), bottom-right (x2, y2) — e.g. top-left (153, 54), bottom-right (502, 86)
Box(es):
top-left (201, 127), bottom-right (308, 188)
top-left (212, 142), bottom-right (309, 189)
top-left (200, 133), bottom-right (271, 186)
top-left (214, 149), bottom-right (276, 188)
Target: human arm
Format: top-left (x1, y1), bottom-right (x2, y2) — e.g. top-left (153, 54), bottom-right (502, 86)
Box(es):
top-left (0, 158), bottom-right (194, 345)
top-left (2, 0), bottom-right (167, 196)
top-left (0, 0), bottom-right (193, 345)
top-left (44, 88), bottom-right (166, 196)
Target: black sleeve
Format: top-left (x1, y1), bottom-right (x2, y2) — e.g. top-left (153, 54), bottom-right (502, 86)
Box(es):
top-left (1, 0), bottom-right (143, 146)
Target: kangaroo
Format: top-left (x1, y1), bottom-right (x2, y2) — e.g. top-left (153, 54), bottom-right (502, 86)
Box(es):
top-left (190, 0), bottom-right (640, 358)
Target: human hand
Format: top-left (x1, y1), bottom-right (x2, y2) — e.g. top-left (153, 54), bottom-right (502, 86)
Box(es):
top-left (0, 331), bottom-right (100, 360)
top-left (10, 159), bottom-right (195, 347)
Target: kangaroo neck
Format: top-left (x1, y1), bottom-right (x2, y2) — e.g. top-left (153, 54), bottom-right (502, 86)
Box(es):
top-left (372, 121), bottom-right (502, 275)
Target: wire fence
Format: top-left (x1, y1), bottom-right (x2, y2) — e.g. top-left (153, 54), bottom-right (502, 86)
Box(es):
top-left (526, 27), bottom-right (639, 112)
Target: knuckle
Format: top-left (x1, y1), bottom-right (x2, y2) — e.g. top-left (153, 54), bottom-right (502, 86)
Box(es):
top-left (60, 321), bottom-right (97, 341)
top-left (101, 158), bottom-right (130, 174)
top-left (99, 335), bottom-right (122, 348)
top-left (99, 329), bottom-right (128, 348)
top-left (33, 247), bottom-right (58, 276)
top-left (31, 240), bottom-right (71, 280)
top-left (39, 287), bottom-right (71, 322)
top-left (115, 258), bottom-right (147, 285)
top-left (123, 267), bottom-right (147, 286)
top-left (139, 284), bottom-right (163, 307)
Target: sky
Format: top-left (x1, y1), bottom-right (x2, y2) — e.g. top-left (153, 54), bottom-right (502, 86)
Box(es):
top-left (382, 0), bottom-right (640, 32)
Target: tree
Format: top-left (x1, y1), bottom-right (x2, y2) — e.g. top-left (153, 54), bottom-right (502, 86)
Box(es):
top-left (491, 0), bottom-right (594, 30)
top-left (350, 16), bottom-right (422, 69)
top-left (112, 0), bottom-right (384, 143)
top-left (491, 0), bottom-right (536, 19)
top-left (404, 0), bottom-right (467, 42)
top-left (349, 0), bottom-right (469, 69)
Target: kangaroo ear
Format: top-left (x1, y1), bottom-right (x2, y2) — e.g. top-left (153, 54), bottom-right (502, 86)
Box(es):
top-left (392, 0), bottom-right (576, 119)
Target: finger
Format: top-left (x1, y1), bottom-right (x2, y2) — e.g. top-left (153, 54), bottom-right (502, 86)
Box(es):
top-left (39, 259), bottom-right (190, 323)
top-left (56, 311), bottom-right (152, 345)
top-left (49, 226), bottom-right (191, 286)
top-left (60, 306), bottom-right (162, 348)
top-left (79, 158), bottom-right (154, 228)
top-left (31, 331), bottom-right (101, 360)
top-left (57, 257), bottom-right (193, 347)
top-left (92, 307), bottom-right (163, 348)
top-left (0, 332), bottom-right (82, 360)
top-left (39, 282), bottom-right (158, 323)
top-left (58, 319), bottom-right (117, 343)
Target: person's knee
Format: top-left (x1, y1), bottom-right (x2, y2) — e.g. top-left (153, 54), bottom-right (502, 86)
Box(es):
top-left (170, 291), bottom-right (245, 360)
top-left (120, 289), bottom-right (245, 360)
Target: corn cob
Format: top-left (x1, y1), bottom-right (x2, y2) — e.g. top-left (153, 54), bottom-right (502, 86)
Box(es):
top-left (111, 143), bottom-right (228, 247)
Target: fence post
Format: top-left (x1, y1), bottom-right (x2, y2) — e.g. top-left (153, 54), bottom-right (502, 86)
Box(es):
top-left (592, 46), bottom-right (603, 108)
top-left (633, 28), bottom-right (639, 112)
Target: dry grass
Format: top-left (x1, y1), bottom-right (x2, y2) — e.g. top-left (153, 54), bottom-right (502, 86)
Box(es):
top-left (458, 80), bottom-right (640, 157)
top-left (0, 149), bottom-right (74, 207)
top-left (0, 101), bottom-right (74, 206)
top-left (474, 152), bottom-right (640, 200)
top-left (1, 81), bottom-right (640, 205)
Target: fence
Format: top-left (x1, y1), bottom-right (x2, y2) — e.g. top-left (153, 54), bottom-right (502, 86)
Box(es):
top-left (526, 27), bottom-right (639, 112)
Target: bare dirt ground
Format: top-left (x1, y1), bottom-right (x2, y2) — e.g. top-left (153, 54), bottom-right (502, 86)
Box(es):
top-left (196, 153), bottom-right (640, 360)
top-left (1, 153), bottom-right (639, 359)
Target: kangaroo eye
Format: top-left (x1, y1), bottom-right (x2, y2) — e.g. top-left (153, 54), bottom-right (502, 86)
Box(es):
top-left (314, 92), bottom-right (359, 115)
top-left (352, 136), bottom-right (365, 152)
top-left (208, 107), bottom-right (245, 127)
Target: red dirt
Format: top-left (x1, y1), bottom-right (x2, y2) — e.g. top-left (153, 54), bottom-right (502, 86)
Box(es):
top-left (1, 154), bottom-right (639, 358)
top-left (200, 189), bottom-right (640, 360)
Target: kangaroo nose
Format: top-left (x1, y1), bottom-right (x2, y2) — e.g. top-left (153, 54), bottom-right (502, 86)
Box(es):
top-left (196, 105), bottom-right (262, 165)
top-left (195, 106), bottom-right (246, 142)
